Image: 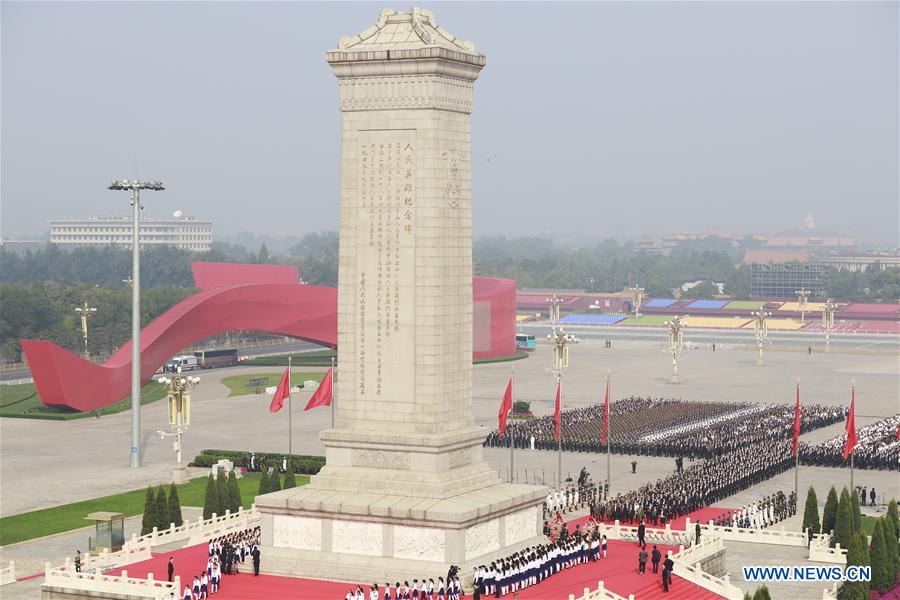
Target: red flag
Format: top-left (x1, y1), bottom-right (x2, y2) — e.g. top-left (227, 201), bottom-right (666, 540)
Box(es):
top-left (792, 382), bottom-right (801, 457)
top-left (304, 368), bottom-right (333, 411)
top-left (601, 377), bottom-right (610, 445)
top-left (498, 378), bottom-right (513, 439)
top-left (554, 381), bottom-right (561, 441)
top-left (842, 387), bottom-right (857, 460)
top-left (268, 368), bottom-right (290, 413)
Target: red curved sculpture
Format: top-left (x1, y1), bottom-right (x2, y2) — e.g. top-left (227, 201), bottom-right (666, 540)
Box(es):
top-left (22, 263), bottom-right (516, 412)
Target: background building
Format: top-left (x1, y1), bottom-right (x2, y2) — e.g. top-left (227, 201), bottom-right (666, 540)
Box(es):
top-left (750, 262), bottom-right (828, 298)
top-left (50, 213), bottom-right (212, 251)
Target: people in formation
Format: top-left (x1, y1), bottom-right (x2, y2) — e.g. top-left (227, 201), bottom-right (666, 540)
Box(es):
top-left (707, 490), bottom-right (796, 529)
top-left (800, 415), bottom-right (900, 471)
top-left (369, 576), bottom-right (460, 600)
top-left (484, 397), bottom-right (846, 460)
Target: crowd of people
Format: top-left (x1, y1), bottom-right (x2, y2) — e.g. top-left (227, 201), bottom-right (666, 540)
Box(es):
top-left (591, 440), bottom-right (795, 526)
top-left (800, 415), bottom-right (900, 470)
top-left (172, 527), bottom-right (260, 600)
top-left (342, 575), bottom-right (463, 600)
top-left (705, 490), bottom-right (796, 529)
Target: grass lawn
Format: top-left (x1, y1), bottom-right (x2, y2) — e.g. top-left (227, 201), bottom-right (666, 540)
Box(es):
top-left (220, 372), bottom-right (327, 397)
top-left (243, 348), bottom-right (526, 367)
top-left (619, 315), bottom-right (671, 326)
top-left (0, 472), bottom-right (308, 546)
top-left (0, 382), bottom-right (167, 420)
top-left (474, 351), bottom-right (529, 364)
top-left (725, 301), bottom-right (766, 310)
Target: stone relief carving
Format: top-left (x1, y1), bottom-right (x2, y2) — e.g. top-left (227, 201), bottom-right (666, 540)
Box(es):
top-left (441, 151), bottom-right (462, 208)
top-left (464, 518), bottom-right (499, 560)
top-left (332, 520), bottom-right (383, 556)
top-left (504, 506), bottom-right (538, 546)
top-left (394, 525), bottom-right (446, 561)
top-left (273, 515), bottom-right (322, 551)
top-left (338, 76), bottom-right (473, 113)
top-left (352, 449), bottom-right (410, 470)
top-left (447, 447), bottom-right (471, 469)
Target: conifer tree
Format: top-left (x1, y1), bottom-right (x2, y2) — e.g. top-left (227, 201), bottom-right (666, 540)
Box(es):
top-left (227, 470), bottom-right (242, 513)
top-left (849, 488), bottom-right (862, 534)
top-left (141, 486), bottom-right (157, 536)
top-left (834, 488), bottom-right (852, 550)
top-left (870, 518), bottom-right (893, 592)
top-left (203, 474), bottom-right (218, 520)
top-left (216, 473), bottom-right (229, 514)
top-left (156, 484), bottom-right (169, 531)
top-left (258, 465), bottom-right (269, 496)
top-left (880, 509), bottom-right (899, 577)
top-left (751, 584), bottom-right (771, 600)
top-left (168, 483), bottom-right (184, 527)
top-left (283, 460), bottom-right (296, 489)
top-left (802, 487), bottom-right (821, 536)
top-left (268, 470), bottom-right (281, 493)
top-left (823, 486), bottom-right (839, 536)
top-left (887, 499), bottom-right (899, 541)
top-left (837, 533), bottom-right (870, 600)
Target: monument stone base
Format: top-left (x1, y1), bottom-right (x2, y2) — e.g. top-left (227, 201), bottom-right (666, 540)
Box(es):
top-left (257, 478), bottom-right (546, 587)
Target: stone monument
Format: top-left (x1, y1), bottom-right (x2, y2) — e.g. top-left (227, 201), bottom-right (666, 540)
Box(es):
top-left (256, 7), bottom-right (546, 584)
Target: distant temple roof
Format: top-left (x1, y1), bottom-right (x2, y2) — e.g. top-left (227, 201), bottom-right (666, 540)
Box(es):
top-left (742, 249), bottom-right (811, 265)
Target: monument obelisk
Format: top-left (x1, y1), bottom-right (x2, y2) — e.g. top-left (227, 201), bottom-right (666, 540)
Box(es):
top-left (257, 7), bottom-right (546, 584)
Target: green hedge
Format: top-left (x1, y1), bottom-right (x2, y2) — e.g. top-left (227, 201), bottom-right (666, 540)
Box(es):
top-left (189, 449), bottom-right (325, 475)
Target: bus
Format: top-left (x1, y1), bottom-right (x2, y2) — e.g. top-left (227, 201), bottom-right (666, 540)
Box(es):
top-left (193, 348), bottom-right (239, 369)
top-left (516, 334), bottom-right (537, 351)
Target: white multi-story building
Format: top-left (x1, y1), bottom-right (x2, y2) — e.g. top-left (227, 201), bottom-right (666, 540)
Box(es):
top-left (49, 214), bottom-right (212, 251)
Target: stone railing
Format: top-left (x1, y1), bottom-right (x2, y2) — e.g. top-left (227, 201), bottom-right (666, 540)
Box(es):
top-left (822, 583), bottom-right (839, 599)
top-left (667, 533), bottom-right (744, 600)
top-left (692, 518), bottom-right (809, 547)
top-left (43, 564), bottom-right (178, 600)
top-left (63, 541), bottom-right (153, 574)
top-left (808, 535), bottom-right (847, 564)
top-left (131, 504), bottom-right (259, 549)
top-left (591, 520), bottom-right (691, 547)
top-left (1, 561), bottom-right (15, 586)
top-left (569, 580), bottom-right (634, 600)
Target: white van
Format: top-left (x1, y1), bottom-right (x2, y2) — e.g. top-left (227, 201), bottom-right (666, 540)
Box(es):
top-left (165, 355), bottom-right (199, 372)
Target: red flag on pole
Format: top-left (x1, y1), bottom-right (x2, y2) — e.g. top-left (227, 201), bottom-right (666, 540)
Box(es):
top-left (842, 386), bottom-right (857, 460)
top-left (554, 381), bottom-right (561, 441)
top-left (304, 368), bottom-right (333, 411)
top-left (601, 377), bottom-right (610, 444)
top-left (792, 381), bottom-right (801, 457)
top-left (498, 378), bottom-right (513, 439)
top-left (268, 368), bottom-right (290, 413)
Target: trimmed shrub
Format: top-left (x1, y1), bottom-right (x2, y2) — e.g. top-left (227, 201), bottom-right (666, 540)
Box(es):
top-left (834, 488), bottom-right (852, 550)
top-left (140, 486), bottom-right (157, 536)
top-left (203, 474), bottom-right (218, 520)
top-left (216, 474), bottom-right (229, 514)
top-left (155, 485), bottom-right (169, 531)
top-left (512, 400), bottom-right (530, 413)
top-left (227, 470), bottom-right (242, 513)
top-left (823, 486), bottom-right (839, 536)
top-left (268, 471), bottom-right (281, 494)
top-left (258, 467), bottom-right (269, 497)
top-left (850, 489), bottom-right (862, 534)
top-left (837, 533), bottom-right (870, 600)
top-left (168, 483), bottom-right (183, 527)
top-left (870, 518), bottom-right (893, 592)
top-left (751, 585), bottom-right (771, 600)
top-left (283, 461), bottom-right (296, 489)
top-left (188, 449), bottom-right (325, 475)
top-left (802, 486), bottom-right (821, 536)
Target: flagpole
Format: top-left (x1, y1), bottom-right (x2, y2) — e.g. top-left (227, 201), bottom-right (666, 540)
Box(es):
top-left (331, 356), bottom-right (335, 429)
top-left (794, 377), bottom-right (799, 502)
top-left (510, 364), bottom-right (514, 484)
top-left (557, 372), bottom-right (562, 490)
top-left (850, 380), bottom-right (855, 491)
top-left (606, 370), bottom-right (611, 499)
top-left (288, 356), bottom-right (292, 458)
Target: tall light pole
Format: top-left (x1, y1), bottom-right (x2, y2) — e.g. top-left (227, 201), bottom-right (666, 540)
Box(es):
top-left (74, 302), bottom-right (97, 359)
top-left (156, 370), bottom-right (199, 484)
top-left (108, 178), bottom-right (165, 468)
top-left (822, 299), bottom-right (836, 353)
top-left (796, 288), bottom-right (810, 323)
top-left (546, 293), bottom-right (563, 324)
top-left (752, 310), bottom-right (771, 365)
top-left (627, 285), bottom-right (645, 318)
top-left (664, 316), bottom-right (684, 383)
top-left (547, 326), bottom-right (577, 489)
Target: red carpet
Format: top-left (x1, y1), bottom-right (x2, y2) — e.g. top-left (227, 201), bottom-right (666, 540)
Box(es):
top-left (111, 535), bottom-right (725, 600)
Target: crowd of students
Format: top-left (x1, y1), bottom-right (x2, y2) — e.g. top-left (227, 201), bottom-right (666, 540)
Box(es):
top-left (706, 490), bottom-right (796, 529)
top-left (343, 577), bottom-right (462, 600)
top-left (173, 527), bottom-right (260, 600)
top-left (800, 414), bottom-right (900, 470)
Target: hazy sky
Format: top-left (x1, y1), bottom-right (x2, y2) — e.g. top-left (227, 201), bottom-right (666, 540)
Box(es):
top-left (2, 1), bottom-right (897, 245)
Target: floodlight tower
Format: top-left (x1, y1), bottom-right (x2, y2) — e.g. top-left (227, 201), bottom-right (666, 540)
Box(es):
top-left (627, 286), bottom-right (645, 318)
top-left (796, 288), bottom-right (810, 323)
top-left (664, 316), bottom-right (684, 383)
top-left (108, 178), bottom-right (165, 468)
top-left (822, 299), bottom-right (837, 353)
top-left (547, 325), bottom-right (578, 488)
top-left (156, 370), bottom-right (200, 483)
top-left (74, 302), bottom-right (98, 359)
top-left (752, 310), bottom-right (771, 365)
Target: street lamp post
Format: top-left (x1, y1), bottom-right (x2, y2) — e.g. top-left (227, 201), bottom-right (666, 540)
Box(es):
top-left (822, 299), bottom-right (836, 353)
top-left (108, 178), bottom-right (165, 468)
top-left (664, 316), bottom-right (684, 383)
top-left (546, 293), bottom-right (563, 324)
top-left (796, 288), bottom-right (810, 323)
top-left (157, 370), bottom-right (199, 484)
top-left (74, 302), bottom-right (98, 359)
top-left (547, 326), bottom-right (577, 489)
top-left (752, 310), bottom-right (771, 365)
top-left (627, 286), bottom-right (645, 319)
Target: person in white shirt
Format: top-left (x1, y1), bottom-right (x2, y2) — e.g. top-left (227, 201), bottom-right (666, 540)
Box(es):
top-left (369, 583), bottom-right (378, 600)
top-left (183, 584), bottom-right (192, 600)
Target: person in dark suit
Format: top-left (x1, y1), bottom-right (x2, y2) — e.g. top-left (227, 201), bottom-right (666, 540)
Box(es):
top-left (662, 557), bottom-right (674, 592)
top-left (638, 548), bottom-right (648, 574)
top-left (252, 546), bottom-right (260, 576)
top-left (695, 522), bottom-right (701, 545)
top-left (651, 546), bottom-right (661, 573)
top-left (167, 557), bottom-right (174, 582)
top-left (637, 522), bottom-right (646, 548)
top-left (870, 488), bottom-right (877, 507)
